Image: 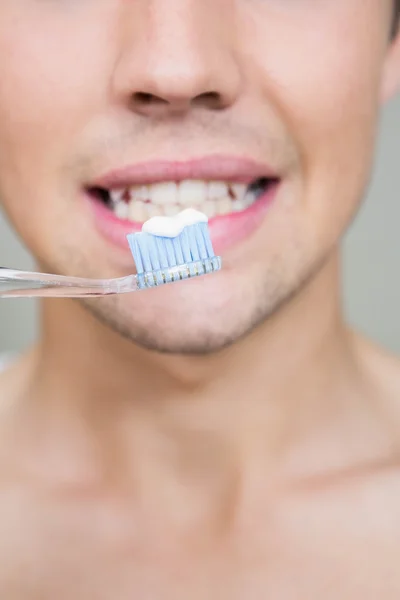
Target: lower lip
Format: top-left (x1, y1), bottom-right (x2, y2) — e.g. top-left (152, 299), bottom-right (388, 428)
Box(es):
top-left (86, 183), bottom-right (279, 256)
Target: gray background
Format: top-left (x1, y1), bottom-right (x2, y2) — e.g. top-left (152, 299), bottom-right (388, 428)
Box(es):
top-left (0, 96), bottom-right (399, 355)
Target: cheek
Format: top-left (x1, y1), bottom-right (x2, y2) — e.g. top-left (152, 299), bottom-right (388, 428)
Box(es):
top-left (0, 14), bottom-right (115, 249)
top-left (241, 4), bottom-right (389, 241)
top-left (249, 17), bottom-right (386, 157)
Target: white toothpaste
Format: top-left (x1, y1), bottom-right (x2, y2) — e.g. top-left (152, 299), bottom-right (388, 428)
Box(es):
top-left (176, 208), bottom-right (208, 226)
top-left (142, 208), bottom-right (208, 238)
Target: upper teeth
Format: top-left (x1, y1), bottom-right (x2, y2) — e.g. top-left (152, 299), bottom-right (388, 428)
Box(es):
top-left (109, 180), bottom-right (259, 222)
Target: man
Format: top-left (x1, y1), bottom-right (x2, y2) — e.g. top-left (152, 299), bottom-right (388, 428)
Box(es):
top-left (0, 1), bottom-right (400, 598)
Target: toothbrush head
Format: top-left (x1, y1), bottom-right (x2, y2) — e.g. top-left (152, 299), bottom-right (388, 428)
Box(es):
top-left (127, 218), bottom-right (222, 290)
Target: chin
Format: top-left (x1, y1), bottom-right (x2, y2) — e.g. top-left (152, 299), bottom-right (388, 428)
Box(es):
top-left (83, 299), bottom-right (246, 355)
top-left (79, 268), bottom-right (260, 355)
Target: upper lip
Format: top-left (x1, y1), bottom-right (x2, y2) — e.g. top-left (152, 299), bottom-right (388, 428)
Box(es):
top-left (89, 155), bottom-right (280, 190)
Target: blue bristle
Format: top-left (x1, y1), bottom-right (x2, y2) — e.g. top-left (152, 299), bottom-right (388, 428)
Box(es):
top-left (172, 236), bottom-right (185, 265)
top-left (127, 236), bottom-right (143, 274)
top-left (163, 238), bottom-right (177, 268)
top-left (126, 233), bottom-right (151, 273)
top-left (154, 238), bottom-right (169, 269)
top-left (194, 224), bottom-right (208, 259)
top-left (127, 220), bottom-right (219, 288)
top-left (147, 235), bottom-right (161, 271)
top-left (141, 234), bottom-right (156, 272)
top-left (179, 229), bottom-right (194, 264)
top-left (186, 227), bottom-right (200, 261)
top-left (179, 228), bottom-right (196, 276)
top-left (145, 235), bottom-right (164, 284)
top-left (154, 237), bottom-right (171, 283)
top-left (191, 222), bottom-right (214, 260)
top-left (200, 222), bottom-right (215, 258)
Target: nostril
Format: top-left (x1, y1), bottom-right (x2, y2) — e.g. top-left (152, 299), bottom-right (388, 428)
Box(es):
top-left (133, 92), bottom-right (169, 106)
top-left (133, 90), bottom-right (223, 107)
top-left (193, 91), bottom-right (225, 110)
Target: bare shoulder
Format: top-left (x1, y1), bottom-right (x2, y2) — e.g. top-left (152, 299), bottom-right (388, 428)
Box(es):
top-left (352, 331), bottom-right (400, 388)
top-left (350, 331), bottom-right (400, 422)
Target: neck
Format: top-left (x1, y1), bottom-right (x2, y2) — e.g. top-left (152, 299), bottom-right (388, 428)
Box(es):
top-left (6, 253), bottom-right (364, 490)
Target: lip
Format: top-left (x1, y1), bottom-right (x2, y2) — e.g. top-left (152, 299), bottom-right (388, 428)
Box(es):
top-left (89, 155), bottom-right (279, 189)
top-left (85, 155), bottom-right (281, 256)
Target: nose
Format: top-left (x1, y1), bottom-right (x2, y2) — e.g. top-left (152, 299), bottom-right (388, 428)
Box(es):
top-left (112, 0), bottom-right (242, 117)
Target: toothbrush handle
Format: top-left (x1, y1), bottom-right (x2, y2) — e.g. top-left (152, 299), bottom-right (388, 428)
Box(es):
top-left (0, 268), bottom-right (139, 298)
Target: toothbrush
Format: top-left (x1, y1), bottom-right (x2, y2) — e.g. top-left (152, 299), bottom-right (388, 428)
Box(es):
top-left (0, 211), bottom-right (222, 298)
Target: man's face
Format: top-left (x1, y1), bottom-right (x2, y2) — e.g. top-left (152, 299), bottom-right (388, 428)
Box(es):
top-left (0, 1), bottom-right (399, 353)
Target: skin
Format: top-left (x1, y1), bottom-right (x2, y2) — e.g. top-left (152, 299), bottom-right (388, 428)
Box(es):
top-left (0, 0), bottom-right (400, 597)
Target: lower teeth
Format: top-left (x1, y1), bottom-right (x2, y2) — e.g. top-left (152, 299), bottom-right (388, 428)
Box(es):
top-left (111, 194), bottom-right (255, 222)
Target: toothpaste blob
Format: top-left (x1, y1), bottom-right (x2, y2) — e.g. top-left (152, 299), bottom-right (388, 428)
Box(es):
top-left (142, 208), bottom-right (208, 238)
top-left (175, 208), bottom-right (208, 226)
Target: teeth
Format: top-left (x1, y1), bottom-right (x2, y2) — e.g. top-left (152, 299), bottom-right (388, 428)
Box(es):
top-left (178, 180), bottom-right (208, 205)
top-left (231, 183), bottom-right (247, 200)
top-left (149, 182), bottom-right (177, 205)
top-left (144, 202), bottom-right (162, 218)
top-left (163, 204), bottom-right (180, 217)
top-left (208, 182), bottom-right (229, 200)
top-left (114, 197), bottom-right (251, 222)
top-left (114, 200), bottom-right (129, 220)
top-left (107, 179), bottom-right (266, 222)
top-left (243, 190), bottom-right (256, 207)
top-left (202, 200), bottom-right (216, 218)
top-left (129, 201), bottom-right (147, 223)
top-left (233, 199), bottom-right (245, 212)
top-left (110, 189), bottom-right (125, 205)
top-left (216, 198), bottom-right (232, 215)
top-left (133, 185), bottom-right (150, 202)
top-left (113, 180), bottom-right (253, 206)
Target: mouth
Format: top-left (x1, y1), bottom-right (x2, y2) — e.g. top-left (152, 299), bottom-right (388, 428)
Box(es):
top-left (88, 177), bottom-right (275, 221)
top-left (85, 157), bottom-right (281, 254)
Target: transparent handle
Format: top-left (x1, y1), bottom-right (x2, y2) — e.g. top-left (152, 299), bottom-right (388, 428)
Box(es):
top-left (0, 268), bottom-right (139, 298)
top-left (0, 257), bottom-right (222, 298)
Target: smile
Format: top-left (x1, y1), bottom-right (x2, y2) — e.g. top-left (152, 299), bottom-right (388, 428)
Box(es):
top-left (85, 156), bottom-right (281, 254)
top-left (90, 177), bottom-right (273, 222)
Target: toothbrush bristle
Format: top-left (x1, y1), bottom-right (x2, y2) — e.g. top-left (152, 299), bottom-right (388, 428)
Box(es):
top-left (127, 222), bottom-right (221, 289)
